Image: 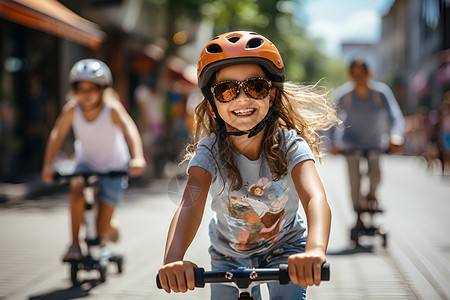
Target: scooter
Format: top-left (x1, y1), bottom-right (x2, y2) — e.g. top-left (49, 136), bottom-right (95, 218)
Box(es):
top-left (350, 204), bottom-right (389, 248)
top-left (341, 150), bottom-right (389, 248)
top-left (55, 171), bottom-right (126, 285)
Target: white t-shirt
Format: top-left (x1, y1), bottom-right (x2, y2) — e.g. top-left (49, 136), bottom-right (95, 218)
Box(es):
top-left (72, 103), bottom-right (130, 172)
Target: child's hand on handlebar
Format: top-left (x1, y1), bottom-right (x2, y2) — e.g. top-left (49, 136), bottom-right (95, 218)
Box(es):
top-left (158, 260), bottom-right (198, 293)
top-left (288, 250), bottom-right (327, 289)
top-left (128, 157), bottom-right (146, 177)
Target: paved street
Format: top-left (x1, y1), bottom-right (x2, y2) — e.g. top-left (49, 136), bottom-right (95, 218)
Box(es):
top-left (0, 155), bottom-right (449, 299)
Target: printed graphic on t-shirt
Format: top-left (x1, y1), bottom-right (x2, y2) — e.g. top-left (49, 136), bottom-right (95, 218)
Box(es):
top-left (223, 177), bottom-right (289, 251)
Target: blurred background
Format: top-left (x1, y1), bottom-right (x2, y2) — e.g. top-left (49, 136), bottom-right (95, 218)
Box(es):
top-left (0, 0), bottom-right (449, 184)
top-left (1, 1), bottom-right (450, 299)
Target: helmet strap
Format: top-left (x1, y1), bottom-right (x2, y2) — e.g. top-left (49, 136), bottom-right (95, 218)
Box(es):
top-left (247, 88), bottom-right (277, 138)
top-left (247, 106), bottom-right (273, 138)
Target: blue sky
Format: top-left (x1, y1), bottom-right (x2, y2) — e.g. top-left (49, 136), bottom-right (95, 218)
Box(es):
top-left (300, 0), bottom-right (395, 57)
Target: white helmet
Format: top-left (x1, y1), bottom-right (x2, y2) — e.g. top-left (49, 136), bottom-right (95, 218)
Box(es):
top-left (69, 59), bottom-right (112, 87)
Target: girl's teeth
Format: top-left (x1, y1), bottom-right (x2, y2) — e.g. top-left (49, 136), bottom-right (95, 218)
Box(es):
top-left (234, 109), bottom-right (254, 115)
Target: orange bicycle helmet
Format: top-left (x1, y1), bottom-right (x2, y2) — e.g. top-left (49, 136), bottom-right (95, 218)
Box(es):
top-left (197, 31), bottom-right (284, 141)
top-left (197, 31), bottom-right (285, 90)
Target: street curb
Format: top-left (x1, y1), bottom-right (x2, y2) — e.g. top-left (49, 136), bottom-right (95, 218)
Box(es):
top-left (0, 175), bottom-right (161, 204)
top-left (0, 181), bottom-right (68, 203)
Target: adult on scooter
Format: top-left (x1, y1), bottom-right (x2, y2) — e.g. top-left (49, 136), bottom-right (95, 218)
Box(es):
top-left (329, 59), bottom-right (405, 228)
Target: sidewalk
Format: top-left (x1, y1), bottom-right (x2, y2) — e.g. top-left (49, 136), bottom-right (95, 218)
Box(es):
top-left (296, 156), bottom-right (418, 299)
top-left (1, 156), bottom-right (440, 300)
top-left (307, 155), bottom-right (450, 300)
top-left (306, 198), bottom-right (418, 299)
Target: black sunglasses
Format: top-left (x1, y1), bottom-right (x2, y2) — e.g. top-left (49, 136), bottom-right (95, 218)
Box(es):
top-left (211, 77), bottom-right (271, 103)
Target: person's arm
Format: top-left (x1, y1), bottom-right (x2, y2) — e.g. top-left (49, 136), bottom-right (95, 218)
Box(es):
top-left (110, 101), bottom-right (146, 176)
top-left (379, 85), bottom-right (405, 153)
top-left (329, 97), bottom-right (343, 156)
top-left (329, 88), bottom-right (348, 155)
top-left (41, 102), bottom-right (75, 183)
top-left (289, 159), bottom-right (331, 289)
top-left (158, 166), bottom-right (212, 293)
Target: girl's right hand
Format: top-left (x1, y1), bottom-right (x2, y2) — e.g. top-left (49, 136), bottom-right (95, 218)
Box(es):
top-left (158, 260), bottom-right (198, 293)
top-left (41, 166), bottom-right (55, 184)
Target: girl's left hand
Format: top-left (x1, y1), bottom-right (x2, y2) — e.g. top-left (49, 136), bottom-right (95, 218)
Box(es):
top-left (288, 250), bottom-right (326, 289)
top-left (128, 157), bottom-right (146, 177)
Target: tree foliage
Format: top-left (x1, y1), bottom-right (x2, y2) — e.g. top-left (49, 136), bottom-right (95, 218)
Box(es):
top-left (144, 0), bottom-right (346, 87)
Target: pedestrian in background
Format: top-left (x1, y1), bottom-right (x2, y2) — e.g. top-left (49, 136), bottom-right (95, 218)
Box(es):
top-left (41, 59), bottom-right (146, 261)
top-left (158, 31), bottom-right (339, 299)
top-left (23, 75), bottom-right (56, 173)
top-left (329, 59), bottom-right (405, 229)
top-left (134, 75), bottom-right (164, 177)
top-left (433, 91), bottom-right (450, 173)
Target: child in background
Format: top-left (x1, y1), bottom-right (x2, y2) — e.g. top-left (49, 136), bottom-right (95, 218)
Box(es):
top-left (42, 59), bottom-right (146, 261)
top-left (158, 31), bottom-right (339, 299)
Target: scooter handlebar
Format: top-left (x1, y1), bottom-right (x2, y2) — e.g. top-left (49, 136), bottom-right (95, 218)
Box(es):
top-left (156, 263), bottom-right (330, 289)
top-left (53, 170), bottom-right (127, 181)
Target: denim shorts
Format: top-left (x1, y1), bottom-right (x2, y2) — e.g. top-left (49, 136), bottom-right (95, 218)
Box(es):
top-left (208, 239), bottom-right (307, 300)
top-left (75, 164), bottom-right (128, 207)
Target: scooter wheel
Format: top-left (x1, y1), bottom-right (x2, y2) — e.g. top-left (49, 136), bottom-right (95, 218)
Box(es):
top-left (350, 228), bottom-right (359, 244)
top-left (99, 263), bottom-right (107, 282)
top-left (116, 255), bottom-right (123, 273)
top-left (70, 262), bottom-right (79, 285)
top-left (382, 233), bottom-right (388, 248)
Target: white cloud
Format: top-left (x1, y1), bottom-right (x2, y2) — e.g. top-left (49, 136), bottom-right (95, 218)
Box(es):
top-left (308, 20), bottom-right (343, 55)
top-left (307, 9), bottom-right (381, 56)
top-left (341, 9), bottom-right (380, 41)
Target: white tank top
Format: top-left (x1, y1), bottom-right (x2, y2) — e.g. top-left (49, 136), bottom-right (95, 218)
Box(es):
top-left (73, 103), bottom-right (130, 172)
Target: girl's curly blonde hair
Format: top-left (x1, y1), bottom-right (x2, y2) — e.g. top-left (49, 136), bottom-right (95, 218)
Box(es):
top-left (184, 81), bottom-right (340, 191)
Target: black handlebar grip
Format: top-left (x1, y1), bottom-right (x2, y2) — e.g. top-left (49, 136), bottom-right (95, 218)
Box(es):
top-left (194, 267), bottom-right (205, 287)
top-left (156, 274), bottom-right (162, 289)
top-left (279, 264), bottom-right (290, 284)
top-left (278, 263), bottom-right (330, 284)
top-left (321, 263), bottom-right (330, 281)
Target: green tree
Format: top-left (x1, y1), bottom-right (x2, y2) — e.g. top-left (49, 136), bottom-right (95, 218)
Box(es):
top-left (144, 0), bottom-right (346, 87)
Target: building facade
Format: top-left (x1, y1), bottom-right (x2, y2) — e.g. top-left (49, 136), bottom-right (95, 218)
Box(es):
top-left (0, 0), bottom-right (199, 183)
top-left (380, 0), bottom-right (450, 114)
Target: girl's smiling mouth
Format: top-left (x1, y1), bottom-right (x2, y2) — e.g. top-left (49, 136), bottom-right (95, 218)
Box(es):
top-left (232, 108), bottom-right (256, 116)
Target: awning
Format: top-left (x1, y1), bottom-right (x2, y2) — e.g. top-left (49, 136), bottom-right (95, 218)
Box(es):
top-left (167, 57), bottom-right (197, 85)
top-left (0, 0), bottom-right (105, 49)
